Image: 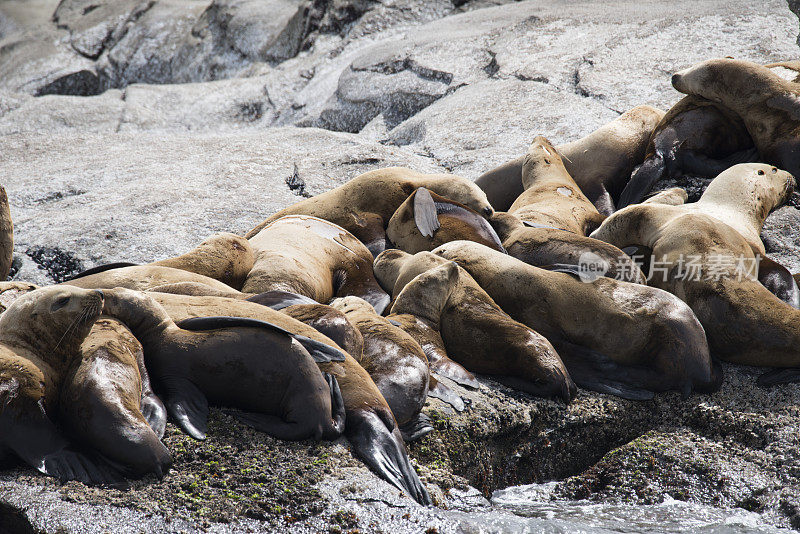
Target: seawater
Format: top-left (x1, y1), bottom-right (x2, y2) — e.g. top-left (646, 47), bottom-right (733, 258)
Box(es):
top-left (445, 482), bottom-right (790, 533)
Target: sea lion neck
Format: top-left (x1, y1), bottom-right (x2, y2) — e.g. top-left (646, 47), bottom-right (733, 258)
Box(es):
top-left (102, 288), bottom-right (174, 344)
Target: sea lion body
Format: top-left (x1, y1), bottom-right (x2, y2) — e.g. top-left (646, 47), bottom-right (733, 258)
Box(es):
top-left (618, 95), bottom-right (755, 208)
top-left (374, 250), bottom-right (576, 402)
top-left (152, 233), bottom-right (255, 290)
top-left (65, 265), bottom-right (236, 293)
top-left (244, 215), bottom-right (390, 314)
top-left (592, 163), bottom-right (800, 366)
top-left (386, 188), bottom-right (505, 254)
top-left (432, 241), bottom-right (717, 399)
top-left (476, 106), bottom-right (664, 213)
top-left (59, 318), bottom-right (171, 477)
top-left (246, 167), bottom-right (494, 255)
top-left (509, 136), bottom-right (605, 236)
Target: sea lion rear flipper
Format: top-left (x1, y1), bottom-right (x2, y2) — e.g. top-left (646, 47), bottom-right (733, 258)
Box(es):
top-left (161, 377), bottom-right (209, 440)
top-left (399, 413), bottom-right (433, 442)
top-left (757, 256), bottom-right (800, 309)
top-left (413, 188), bottom-right (441, 238)
top-left (323, 373), bottom-right (346, 439)
top-left (140, 393), bottom-right (168, 439)
top-left (345, 409), bottom-right (432, 505)
top-left (246, 290), bottom-right (317, 310)
top-left (757, 368), bottom-right (800, 387)
top-left (427, 376), bottom-right (465, 411)
top-left (176, 316), bottom-right (347, 362)
top-left (63, 262), bottom-right (139, 281)
top-left (430, 359), bottom-right (480, 389)
top-left (617, 155), bottom-right (666, 209)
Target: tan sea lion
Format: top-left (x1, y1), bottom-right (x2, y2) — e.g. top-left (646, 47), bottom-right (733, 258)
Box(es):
top-left (476, 106), bottom-right (665, 214)
top-left (671, 58), bottom-right (800, 179)
top-left (374, 250), bottom-right (576, 402)
top-left (64, 264), bottom-right (236, 294)
top-left (508, 136), bottom-right (605, 236)
top-left (329, 296), bottom-right (432, 441)
top-left (0, 187), bottom-right (12, 281)
top-left (59, 318), bottom-right (172, 478)
top-left (489, 212), bottom-right (646, 284)
top-left (618, 95), bottom-right (756, 208)
top-left (431, 241), bottom-right (718, 399)
top-left (0, 286), bottom-right (121, 484)
top-left (144, 291), bottom-right (431, 504)
top-left (244, 215), bottom-right (390, 314)
top-left (591, 163), bottom-right (800, 370)
top-left (386, 188), bottom-right (505, 254)
top-left (245, 167), bottom-right (495, 255)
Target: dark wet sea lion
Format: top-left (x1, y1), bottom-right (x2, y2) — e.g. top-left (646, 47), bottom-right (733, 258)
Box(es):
top-left (432, 241), bottom-right (718, 400)
top-left (101, 288), bottom-right (346, 443)
top-left (509, 136), bottom-right (605, 236)
top-left (476, 106), bottom-right (664, 214)
top-left (489, 212), bottom-right (646, 284)
top-left (387, 188), bottom-right (505, 254)
top-left (374, 250), bottom-right (576, 402)
top-left (0, 187), bottom-right (12, 281)
top-left (145, 291), bottom-right (431, 504)
top-left (0, 286), bottom-right (121, 484)
top-left (617, 95), bottom-right (756, 208)
top-left (330, 296), bottom-right (432, 442)
top-left (59, 318), bottom-right (172, 478)
top-left (244, 215), bottom-right (390, 314)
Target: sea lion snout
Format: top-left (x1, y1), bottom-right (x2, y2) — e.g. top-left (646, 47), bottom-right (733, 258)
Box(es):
top-left (483, 206), bottom-right (494, 217)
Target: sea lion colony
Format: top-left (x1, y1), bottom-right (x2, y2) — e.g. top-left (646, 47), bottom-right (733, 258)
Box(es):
top-left (0, 57), bottom-right (798, 506)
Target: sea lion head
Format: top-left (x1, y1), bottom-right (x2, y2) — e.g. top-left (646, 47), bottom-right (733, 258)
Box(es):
top-left (703, 163), bottom-right (796, 218)
top-left (671, 58), bottom-right (775, 104)
top-left (373, 249), bottom-right (413, 293)
top-left (0, 286), bottom-right (104, 367)
top-left (488, 212), bottom-right (524, 242)
top-left (424, 175), bottom-right (495, 218)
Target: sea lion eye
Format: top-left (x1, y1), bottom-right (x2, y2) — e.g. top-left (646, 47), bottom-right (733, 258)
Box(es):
top-left (51, 296), bottom-right (70, 311)
top-left (758, 170), bottom-right (765, 175)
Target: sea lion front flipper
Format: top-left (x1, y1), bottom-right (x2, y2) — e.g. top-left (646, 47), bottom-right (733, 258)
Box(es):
top-left (617, 155), bottom-right (666, 209)
top-left (399, 413), bottom-right (433, 442)
top-left (140, 393), bottom-right (168, 439)
top-left (430, 359), bottom-right (480, 389)
top-left (757, 256), bottom-right (800, 309)
top-left (413, 188), bottom-right (441, 238)
top-left (427, 376), bottom-right (465, 411)
top-left (345, 409), bottom-right (432, 505)
top-left (176, 316), bottom-right (347, 363)
top-left (63, 262), bottom-right (139, 281)
top-left (246, 290), bottom-right (317, 310)
top-left (757, 368), bottom-right (800, 387)
top-left (161, 377), bottom-right (209, 440)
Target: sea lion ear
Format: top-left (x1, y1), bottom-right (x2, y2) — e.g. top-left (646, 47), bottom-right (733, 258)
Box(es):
top-left (413, 188), bottom-right (441, 238)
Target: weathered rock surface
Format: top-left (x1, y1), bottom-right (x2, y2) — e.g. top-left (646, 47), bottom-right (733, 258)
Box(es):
top-left (0, 0), bottom-right (799, 532)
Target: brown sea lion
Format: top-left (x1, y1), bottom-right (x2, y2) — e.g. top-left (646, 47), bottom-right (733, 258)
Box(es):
top-left (0, 281), bottom-right (38, 312)
top-left (59, 318), bottom-right (172, 478)
top-left (476, 106), bottom-right (665, 214)
top-left (617, 95), bottom-right (756, 208)
top-left (508, 136), bottom-right (605, 236)
top-left (100, 288), bottom-right (346, 443)
top-left (0, 187), bottom-right (12, 281)
top-left (591, 163), bottom-right (800, 371)
top-left (374, 250), bottom-right (576, 402)
top-left (245, 167), bottom-right (495, 255)
top-left (432, 241), bottom-right (718, 400)
top-left (64, 265), bottom-right (236, 294)
top-left (671, 58), bottom-right (800, 180)
top-left (386, 188), bottom-right (505, 254)
top-left (0, 286), bottom-right (121, 484)
top-left (244, 215), bottom-right (390, 314)
top-left (144, 291), bottom-right (431, 504)
top-left (489, 212), bottom-right (646, 284)
top-left (329, 296), bottom-right (432, 441)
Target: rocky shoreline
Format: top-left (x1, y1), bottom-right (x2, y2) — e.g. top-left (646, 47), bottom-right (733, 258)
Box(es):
top-left (1, 0), bottom-right (800, 532)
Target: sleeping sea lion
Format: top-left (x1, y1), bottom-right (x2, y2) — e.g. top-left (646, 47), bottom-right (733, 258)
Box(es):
top-left (64, 264), bottom-right (236, 294)
top-left (476, 106), bottom-right (664, 214)
top-left (244, 215), bottom-right (390, 314)
top-left (0, 286), bottom-right (120, 484)
top-left (432, 241), bottom-right (718, 400)
top-left (386, 188), bottom-right (505, 254)
top-left (245, 167), bottom-right (494, 255)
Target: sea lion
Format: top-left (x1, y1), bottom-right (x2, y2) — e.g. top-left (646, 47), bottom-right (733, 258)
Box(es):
top-left (65, 265), bottom-right (237, 294)
top-left (0, 286), bottom-right (121, 484)
top-left (508, 136), bottom-right (605, 236)
top-left (0, 187), bottom-right (12, 281)
top-left (671, 58), bottom-right (800, 179)
top-left (59, 318), bottom-right (172, 478)
top-left (0, 281), bottom-right (38, 312)
top-left (489, 212), bottom-right (646, 284)
top-left (373, 250), bottom-right (576, 402)
top-left (765, 60), bottom-right (800, 83)
top-left (431, 241), bottom-right (718, 399)
top-left (591, 163), bottom-right (800, 368)
top-left (244, 215), bottom-right (390, 314)
top-left (143, 291), bottom-right (431, 504)
top-left (386, 188), bottom-right (505, 254)
top-left (100, 287), bottom-right (346, 443)
top-left (329, 296), bottom-right (432, 441)
top-left (245, 167), bottom-right (495, 255)
top-left (476, 106), bottom-right (665, 214)
top-left (617, 95), bottom-right (756, 208)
